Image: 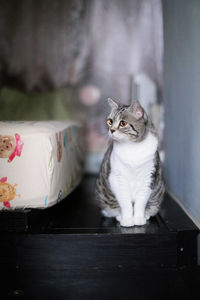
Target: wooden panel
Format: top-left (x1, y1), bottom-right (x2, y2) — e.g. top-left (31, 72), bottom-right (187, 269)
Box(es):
top-left (0, 210), bottom-right (29, 232)
top-left (159, 194), bottom-right (199, 231)
top-left (15, 233), bottom-right (177, 270)
top-left (177, 231), bottom-right (198, 267)
top-left (0, 234), bottom-right (16, 265)
top-left (2, 267), bottom-right (200, 300)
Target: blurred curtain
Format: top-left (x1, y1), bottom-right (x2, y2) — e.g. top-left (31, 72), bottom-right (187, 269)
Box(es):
top-left (0, 0), bottom-right (163, 96)
top-left (0, 0), bottom-right (163, 172)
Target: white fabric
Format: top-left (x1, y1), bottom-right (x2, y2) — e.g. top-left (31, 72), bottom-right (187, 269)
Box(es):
top-left (0, 121), bottom-right (84, 209)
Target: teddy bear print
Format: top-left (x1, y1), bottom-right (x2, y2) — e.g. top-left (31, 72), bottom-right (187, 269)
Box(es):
top-left (56, 132), bottom-right (62, 162)
top-left (0, 177), bottom-right (20, 208)
top-left (0, 134), bottom-right (24, 162)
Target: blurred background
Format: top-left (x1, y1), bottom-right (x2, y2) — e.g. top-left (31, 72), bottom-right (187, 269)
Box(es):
top-left (0, 0), bottom-right (163, 172)
top-left (0, 0), bottom-right (200, 238)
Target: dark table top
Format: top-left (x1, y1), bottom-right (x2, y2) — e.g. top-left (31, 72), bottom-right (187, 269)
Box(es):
top-left (22, 175), bottom-right (198, 234)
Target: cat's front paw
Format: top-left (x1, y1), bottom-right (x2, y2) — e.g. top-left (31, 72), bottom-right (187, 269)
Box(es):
top-left (133, 215), bottom-right (146, 226)
top-left (116, 215), bottom-right (134, 227)
top-left (145, 212), bottom-right (150, 221)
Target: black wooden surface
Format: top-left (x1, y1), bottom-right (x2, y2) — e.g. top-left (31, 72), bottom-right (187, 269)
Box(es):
top-left (2, 267), bottom-right (200, 300)
top-left (0, 175), bottom-right (198, 234)
top-left (13, 233), bottom-right (177, 269)
top-left (0, 175), bottom-right (199, 299)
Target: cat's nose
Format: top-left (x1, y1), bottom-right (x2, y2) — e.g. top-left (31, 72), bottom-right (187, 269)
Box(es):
top-left (110, 129), bottom-right (115, 134)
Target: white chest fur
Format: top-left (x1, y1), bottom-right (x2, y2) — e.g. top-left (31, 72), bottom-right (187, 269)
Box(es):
top-left (108, 132), bottom-right (158, 227)
top-left (111, 133), bottom-right (158, 169)
top-left (109, 133), bottom-right (158, 197)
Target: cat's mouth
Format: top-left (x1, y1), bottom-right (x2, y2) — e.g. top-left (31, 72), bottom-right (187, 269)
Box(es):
top-left (109, 130), bottom-right (117, 139)
top-left (109, 131), bottom-right (129, 142)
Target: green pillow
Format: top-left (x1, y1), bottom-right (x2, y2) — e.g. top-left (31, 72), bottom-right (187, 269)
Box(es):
top-left (0, 87), bottom-right (78, 121)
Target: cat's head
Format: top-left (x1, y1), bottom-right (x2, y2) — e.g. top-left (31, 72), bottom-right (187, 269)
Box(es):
top-left (106, 98), bottom-right (150, 142)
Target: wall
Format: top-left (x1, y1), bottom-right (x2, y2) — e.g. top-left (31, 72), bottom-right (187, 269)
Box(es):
top-left (163, 0), bottom-right (200, 227)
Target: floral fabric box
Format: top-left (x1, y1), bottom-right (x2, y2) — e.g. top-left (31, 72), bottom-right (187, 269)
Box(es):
top-left (0, 121), bottom-right (84, 209)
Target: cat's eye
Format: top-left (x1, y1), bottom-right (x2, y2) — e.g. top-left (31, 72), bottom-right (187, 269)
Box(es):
top-left (107, 119), bottom-right (113, 126)
top-left (120, 120), bottom-right (127, 127)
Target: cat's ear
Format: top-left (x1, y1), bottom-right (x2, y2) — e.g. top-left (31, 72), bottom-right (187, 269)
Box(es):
top-left (107, 98), bottom-right (118, 110)
top-left (129, 101), bottom-right (144, 120)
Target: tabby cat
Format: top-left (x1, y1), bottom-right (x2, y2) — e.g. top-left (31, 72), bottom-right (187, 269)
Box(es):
top-left (95, 98), bottom-right (165, 227)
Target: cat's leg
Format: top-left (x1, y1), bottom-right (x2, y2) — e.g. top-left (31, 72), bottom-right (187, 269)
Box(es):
top-left (109, 174), bottom-right (134, 227)
top-left (133, 188), bottom-right (152, 226)
top-left (102, 208), bottom-right (120, 218)
top-left (145, 182), bottom-right (165, 220)
top-left (145, 205), bottom-right (159, 220)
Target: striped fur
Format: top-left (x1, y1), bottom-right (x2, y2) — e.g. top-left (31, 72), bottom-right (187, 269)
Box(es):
top-left (96, 142), bottom-right (120, 211)
top-left (95, 99), bottom-right (165, 226)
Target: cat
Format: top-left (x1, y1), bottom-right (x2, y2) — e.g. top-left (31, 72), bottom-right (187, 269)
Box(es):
top-left (95, 98), bottom-right (165, 227)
